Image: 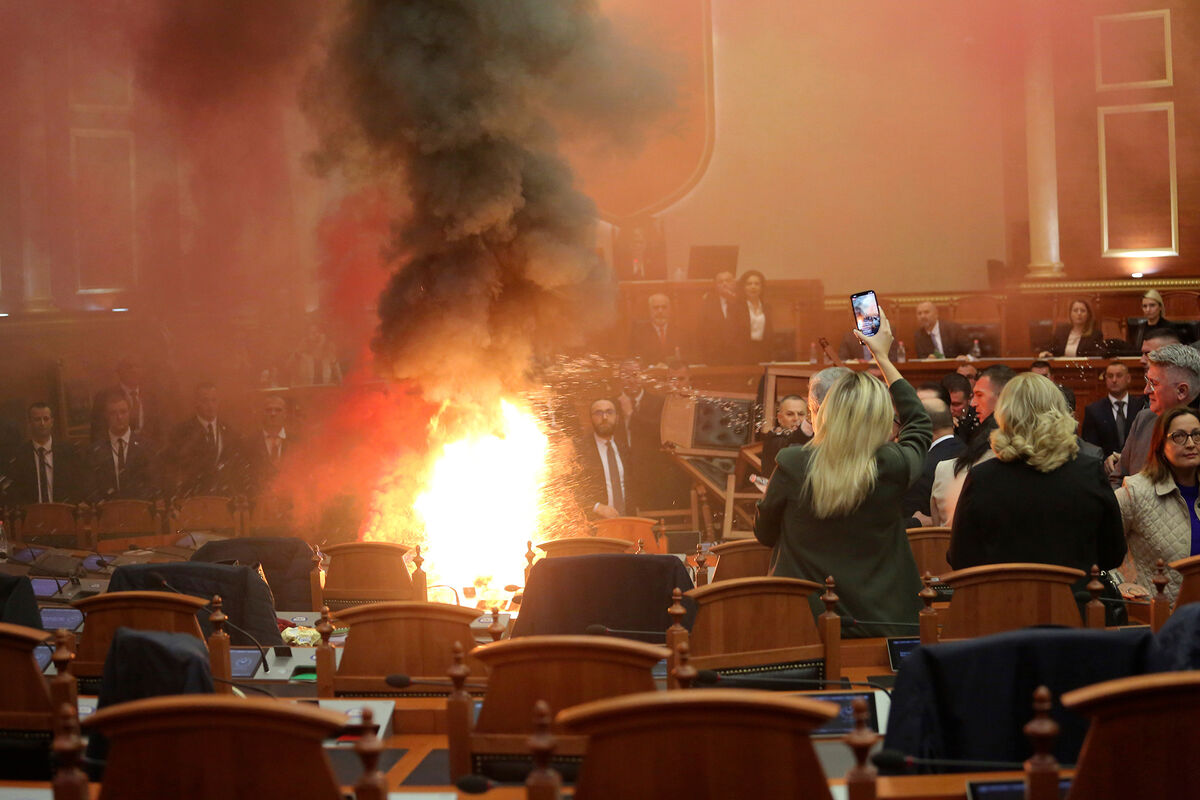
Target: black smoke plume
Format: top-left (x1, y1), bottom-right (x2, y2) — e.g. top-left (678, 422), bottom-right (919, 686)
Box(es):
top-left (306, 0), bottom-right (673, 402)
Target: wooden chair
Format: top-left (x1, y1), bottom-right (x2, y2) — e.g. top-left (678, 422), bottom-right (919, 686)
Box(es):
top-left (1169, 553), bottom-right (1200, 609)
top-left (315, 601), bottom-right (481, 697)
top-left (906, 526), bottom-right (952, 579)
top-left (680, 576), bottom-right (841, 688)
top-left (936, 563), bottom-right (1084, 641)
top-left (536, 537), bottom-right (634, 558)
top-left (951, 293), bottom-right (1007, 354)
top-left (1162, 290), bottom-right (1200, 321)
top-left (591, 517), bottom-right (667, 554)
top-left (708, 539), bottom-right (771, 582)
top-left (1062, 672), bottom-right (1200, 799)
top-left (0, 624), bottom-right (77, 779)
top-left (92, 499), bottom-right (164, 552)
top-left (558, 689), bottom-right (839, 800)
top-left (446, 636), bottom-right (668, 783)
top-left (83, 696), bottom-right (347, 800)
top-left (11, 503), bottom-right (87, 548)
top-left (71, 591), bottom-right (208, 690)
top-left (319, 541), bottom-right (420, 611)
top-left (171, 495), bottom-right (242, 538)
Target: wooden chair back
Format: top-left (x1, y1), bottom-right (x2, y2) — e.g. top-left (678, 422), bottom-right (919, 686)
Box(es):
top-left (12, 503), bottom-right (85, 547)
top-left (319, 601), bottom-right (481, 696)
top-left (591, 517), bottom-right (667, 554)
top-left (906, 527), bottom-right (952, 579)
top-left (93, 500), bottom-right (163, 552)
top-left (536, 537), bottom-right (634, 558)
top-left (1062, 672), bottom-right (1200, 799)
top-left (1162, 291), bottom-right (1200, 320)
top-left (559, 689), bottom-right (839, 800)
top-left (171, 495), bottom-right (241, 537)
top-left (708, 540), bottom-right (772, 582)
top-left (447, 636), bottom-right (667, 781)
top-left (683, 577), bottom-right (840, 684)
top-left (939, 563), bottom-right (1084, 640)
top-left (85, 696), bottom-right (346, 800)
top-left (71, 591), bottom-right (207, 681)
top-left (0, 623), bottom-right (55, 733)
top-left (320, 541), bottom-right (416, 611)
top-left (1169, 554), bottom-right (1200, 608)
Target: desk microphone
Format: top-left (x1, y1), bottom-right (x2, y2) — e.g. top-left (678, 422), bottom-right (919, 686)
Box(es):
top-left (871, 748), bottom-right (1073, 772)
top-left (383, 673), bottom-right (487, 691)
top-left (840, 617), bottom-right (922, 631)
top-left (584, 624), bottom-right (667, 640)
top-left (693, 670), bottom-right (891, 697)
top-left (149, 572), bottom-right (270, 675)
top-left (455, 775), bottom-right (496, 794)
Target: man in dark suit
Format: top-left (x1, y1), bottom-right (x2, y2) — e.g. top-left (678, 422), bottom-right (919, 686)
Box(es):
top-left (628, 293), bottom-right (687, 366)
top-left (1082, 362), bottom-right (1147, 457)
top-left (5, 402), bottom-right (85, 504)
top-left (615, 361), bottom-right (686, 510)
top-left (696, 271), bottom-right (750, 365)
top-left (165, 383), bottom-right (245, 498)
top-left (86, 392), bottom-right (158, 501)
top-left (913, 301), bottom-right (971, 358)
top-left (903, 397), bottom-right (965, 526)
top-left (575, 398), bottom-right (634, 519)
top-left (246, 394), bottom-right (298, 494)
top-left (89, 357), bottom-right (166, 444)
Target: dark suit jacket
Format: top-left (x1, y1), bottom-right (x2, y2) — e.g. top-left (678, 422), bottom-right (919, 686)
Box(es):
top-left (914, 321), bottom-right (971, 358)
top-left (949, 453), bottom-right (1126, 573)
top-left (903, 434), bottom-right (966, 523)
top-left (1126, 316), bottom-right (1178, 353)
top-left (5, 439), bottom-right (86, 504)
top-left (1046, 324), bottom-right (1105, 358)
top-left (1081, 394), bottom-right (1148, 456)
top-left (574, 434), bottom-right (636, 516)
top-left (86, 435), bottom-right (159, 501)
top-left (244, 429), bottom-right (300, 495)
top-left (166, 418), bottom-right (246, 498)
top-left (696, 294), bottom-right (751, 365)
top-left (628, 320), bottom-right (687, 366)
top-left (90, 385), bottom-right (166, 444)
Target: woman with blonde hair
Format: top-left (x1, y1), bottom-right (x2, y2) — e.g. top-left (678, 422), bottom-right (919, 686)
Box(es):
top-left (948, 373), bottom-right (1125, 577)
top-left (1111, 406), bottom-right (1200, 603)
top-left (755, 309), bottom-right (930, 638)
top-left (1038, 298), bottom-right (1105, 358)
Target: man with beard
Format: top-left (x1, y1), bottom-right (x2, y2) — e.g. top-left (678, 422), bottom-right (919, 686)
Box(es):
top-left (575, 398), bottom-right (633, 519)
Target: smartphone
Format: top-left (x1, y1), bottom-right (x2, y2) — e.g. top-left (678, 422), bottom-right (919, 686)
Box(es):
top-left (851, 290), bottom-right (881, 337)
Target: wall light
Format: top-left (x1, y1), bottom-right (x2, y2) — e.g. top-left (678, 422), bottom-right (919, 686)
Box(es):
top-left (1131, 272), bottom-right (1144, 278)
top-left (112, 307), bottom-right (129, 312)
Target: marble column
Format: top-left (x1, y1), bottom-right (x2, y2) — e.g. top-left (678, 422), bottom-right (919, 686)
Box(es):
top-left (1024, 10), bottom-right (1065, 279)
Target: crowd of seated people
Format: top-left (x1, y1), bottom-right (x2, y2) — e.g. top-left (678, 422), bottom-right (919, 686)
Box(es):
top-left (0, 368), bottom-right (299, 512)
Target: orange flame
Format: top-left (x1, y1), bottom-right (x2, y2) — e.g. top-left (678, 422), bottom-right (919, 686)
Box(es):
top-left (363, 397), bottom-right (582, 607)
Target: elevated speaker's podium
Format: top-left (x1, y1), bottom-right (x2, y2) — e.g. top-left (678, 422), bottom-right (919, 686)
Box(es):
top-left (84, 695), bottom-right (348, 799)
top-left (559, 689), bottom-right (840, 800)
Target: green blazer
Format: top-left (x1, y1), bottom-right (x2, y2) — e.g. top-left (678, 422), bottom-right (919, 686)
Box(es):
top-left (755, 379), bottom-right (931, 638)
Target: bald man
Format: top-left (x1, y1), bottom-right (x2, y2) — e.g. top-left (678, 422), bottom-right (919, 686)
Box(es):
top-left (628, 293), bottom-right (687, 366)
top-left (913, 302), bottom-right (971, 359)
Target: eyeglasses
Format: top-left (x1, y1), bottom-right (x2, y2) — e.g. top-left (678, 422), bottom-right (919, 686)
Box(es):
top-left (1145, 376), bottom-right (1161, 391)
top-left (1168, 430), bottom-right (1200, 446)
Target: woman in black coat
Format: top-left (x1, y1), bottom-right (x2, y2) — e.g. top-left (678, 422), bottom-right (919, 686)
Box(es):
top-left (949, 372), bottom-right (1126, 578)
top-left (1038, 298), bottom-right (1105, 358)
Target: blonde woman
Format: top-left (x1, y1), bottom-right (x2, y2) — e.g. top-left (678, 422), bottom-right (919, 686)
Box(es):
top-left (755, 309), bottom-right (931, 638)
top-left (948, 373), bottom-right (1125, 575)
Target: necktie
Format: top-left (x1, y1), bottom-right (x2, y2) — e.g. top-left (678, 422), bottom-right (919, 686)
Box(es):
top-left (1114, 400), bottom-right (1126, 444)
top-left (116, 440), bottom-right (126, 485)
top-left (205, 423), bottom-right (218, 463)
top-left (270, 436), bottom-right (282, 465)
top-left (657, 326), bottom-right (667, 347)
top-left (36, 446), bottom-right (49, 503)
top-left (605, 441), bottom-right (625, 516)
top-left (130, 389), bottom-right (142, 432)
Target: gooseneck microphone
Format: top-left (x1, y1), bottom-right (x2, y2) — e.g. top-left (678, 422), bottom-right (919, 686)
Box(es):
top-left (584, 623), bottom-right (667, 640)
top-left (871, 748), bottom-right (1074, 772)
top-left (149, 572), bottom-right (270, 675)
top-left (693, 670), bottom-right (892, 697)
top-left (384, 673), bottom-right (487, 691)
top-left (210, 677), bottom-right (278, 698)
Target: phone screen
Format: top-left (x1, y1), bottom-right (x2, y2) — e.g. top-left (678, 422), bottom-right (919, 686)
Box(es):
top-left (851, 290), bottom-right (880, 337)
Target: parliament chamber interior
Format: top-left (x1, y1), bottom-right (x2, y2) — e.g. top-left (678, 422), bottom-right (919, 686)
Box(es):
top-left (3, 0), bottom-right (1200, 798)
